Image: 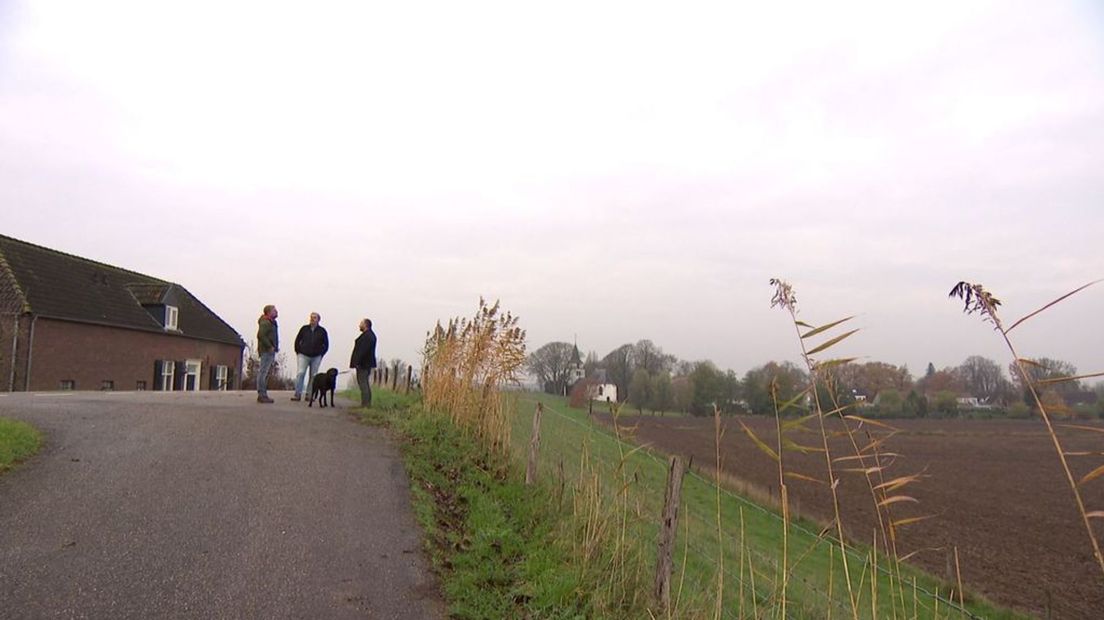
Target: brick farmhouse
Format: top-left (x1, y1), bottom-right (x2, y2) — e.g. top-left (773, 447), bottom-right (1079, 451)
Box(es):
top-left (0, 234), bottom-right (245, 392)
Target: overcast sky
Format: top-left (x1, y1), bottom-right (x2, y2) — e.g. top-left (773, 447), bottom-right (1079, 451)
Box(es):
top-left (2, 0), bottom-right (1102, 384)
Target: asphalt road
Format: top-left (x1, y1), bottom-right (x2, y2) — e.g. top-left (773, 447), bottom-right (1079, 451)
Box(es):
top-left (0, 390), bottom-right (444, 619)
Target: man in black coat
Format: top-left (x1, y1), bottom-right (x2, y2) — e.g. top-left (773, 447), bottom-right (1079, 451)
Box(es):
top-left (350, 318), bottom-right (377, 407)
top-left (291, 312), bottom-right (329, 402)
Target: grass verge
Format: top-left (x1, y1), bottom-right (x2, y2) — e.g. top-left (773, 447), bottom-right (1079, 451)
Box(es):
top-left (512, 394), bottom-right (1024, 619)
top-left (345, 387), bottom-right (1022, 618)
top-left (345, 387), bottom-right (594, 619)
top-left (0, 417), bottom-right (42, 474)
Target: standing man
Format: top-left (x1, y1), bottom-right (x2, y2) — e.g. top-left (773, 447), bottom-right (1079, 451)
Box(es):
top-left (350, 318), bottom-right (377, 408)
top-left (291, 312), bottom-right (329, 402)
top-left (256, 304), bottom-right (279, 404)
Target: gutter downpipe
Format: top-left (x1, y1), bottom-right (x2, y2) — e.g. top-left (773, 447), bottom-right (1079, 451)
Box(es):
top-left (8, 315), bottom-right (16, 392)
top-left (24, 314), bottom-right (36, 392)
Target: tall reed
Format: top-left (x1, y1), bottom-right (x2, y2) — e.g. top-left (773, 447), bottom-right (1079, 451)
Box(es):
top-left (422, 297), bottom-right (527, 454)
top-left (758, 278), bottom-right (932, 620)
top-left (950, 280), bottom-right (1104, 578)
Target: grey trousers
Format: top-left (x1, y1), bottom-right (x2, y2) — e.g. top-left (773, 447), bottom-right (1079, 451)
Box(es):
top-left (356, 368), bottom-right (372, 406)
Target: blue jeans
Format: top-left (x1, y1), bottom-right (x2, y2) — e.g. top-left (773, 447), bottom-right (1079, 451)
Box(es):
top-left (295, 354), bottom-right (323, 397)
top-left (257, 352), bottom-right (275, 396)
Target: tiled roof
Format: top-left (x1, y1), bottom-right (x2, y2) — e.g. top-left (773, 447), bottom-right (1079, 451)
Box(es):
top-left (126, 282), bottom-right (170, 305)
top-left (0, 234), bottom-right (244, 347)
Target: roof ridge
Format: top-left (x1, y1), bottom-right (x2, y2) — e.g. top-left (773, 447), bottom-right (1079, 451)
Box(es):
top-left (0, 233), bottom-right (170, 284)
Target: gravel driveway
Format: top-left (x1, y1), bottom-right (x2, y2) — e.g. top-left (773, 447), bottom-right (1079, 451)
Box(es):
top-left (0, 390), bottom-right (444, 619)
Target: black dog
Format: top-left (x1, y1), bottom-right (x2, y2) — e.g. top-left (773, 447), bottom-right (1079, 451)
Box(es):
top-left (309, 368), bottom-right (339, 408)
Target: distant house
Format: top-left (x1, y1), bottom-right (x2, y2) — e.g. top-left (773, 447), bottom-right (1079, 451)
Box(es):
top-left (955, 396), bottom-right (993, 409)
top-left (584, 369), bottom-right (617, 403)
top-left (0, 234), bottom-right (245, 392)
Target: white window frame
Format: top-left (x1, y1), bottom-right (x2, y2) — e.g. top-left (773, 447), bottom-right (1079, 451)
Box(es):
top-left (161, 360), bottom-right (175, 391)
top-left (165, 305), bottom-right (179, 330)
top-left (184, 359), bottom-right (202, 392)
top-left (216, 365), bottom-right (228, 391)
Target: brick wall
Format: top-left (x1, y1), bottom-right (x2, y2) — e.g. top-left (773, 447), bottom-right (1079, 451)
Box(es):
top-left (25, 318), bottom-right (243, 392)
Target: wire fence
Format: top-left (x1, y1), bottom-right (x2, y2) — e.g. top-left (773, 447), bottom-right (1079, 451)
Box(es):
top-left (510, 395), bottom-right (987, 620)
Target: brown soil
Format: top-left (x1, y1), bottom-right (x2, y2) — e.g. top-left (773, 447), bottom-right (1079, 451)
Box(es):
top-left (596, 413), bottom-right (1104, 618)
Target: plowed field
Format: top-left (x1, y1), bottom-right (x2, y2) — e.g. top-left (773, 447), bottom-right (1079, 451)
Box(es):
top-left (596, 414), bottom-right (1104, 618)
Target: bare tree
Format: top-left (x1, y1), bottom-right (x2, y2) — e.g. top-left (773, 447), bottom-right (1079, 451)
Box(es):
top-left (527, 341), bottom-right (577, 395)
top-left (633, 339), bottom-right (675, 375)
top-left (955, 355), bottom-right (1007, 403)
top-left (601, 343), bottom-right (635, 398)
top-left (1010, 357), bottom-right (1082, 399)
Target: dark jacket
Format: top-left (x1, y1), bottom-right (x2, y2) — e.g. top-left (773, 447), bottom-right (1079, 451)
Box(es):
top-left (350, 329), bottom-right (377, 369)
top-left (257, 316), bottom-right (279, 353)
top-left (294, 325), bottom-right (329, 357)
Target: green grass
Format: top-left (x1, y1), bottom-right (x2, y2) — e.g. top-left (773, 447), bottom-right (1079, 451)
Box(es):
top-left (0, 417), bottom-right (42, 473)
top-left (511, 394), bottom-right (1024, 620)
top-left (349, 387), bottom-right (593, 619)
top-left (350, 387), bottom-right (1023, 618)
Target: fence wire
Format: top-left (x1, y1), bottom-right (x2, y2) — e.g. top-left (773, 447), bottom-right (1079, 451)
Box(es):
top-left (513, 397), bottom-right (984, 620)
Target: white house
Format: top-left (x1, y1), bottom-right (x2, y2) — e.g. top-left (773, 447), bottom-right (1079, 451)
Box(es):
top-left (587, 382), bottom-right (618, 403)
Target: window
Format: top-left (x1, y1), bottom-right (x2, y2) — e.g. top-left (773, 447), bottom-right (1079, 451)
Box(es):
top-left (136, 380), bottom-right (147, 391)
top-left (101, 380), bottom-right (114, 391)
top-left (215, 365), bottom-right (228, 391)
top-left (165, 305), bottom-right (179, 330)
top-left (184, 360), bottom-right (201, 391)
top-left (160, 361), bottom-right (174, 391)
top-left (60, 380), bottom-right (75, 390)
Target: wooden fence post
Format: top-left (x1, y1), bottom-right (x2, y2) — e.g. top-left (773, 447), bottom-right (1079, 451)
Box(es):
top-left (525, 402), bottom-right (544, 486)
top-left (654, 455), bottom-right (686, 611)
top-left (391, 362), bottom-right (399, 391)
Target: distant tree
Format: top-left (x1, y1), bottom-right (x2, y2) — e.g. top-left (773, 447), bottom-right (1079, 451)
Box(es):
top-left (722, 370), bottom-right (743, 413)
top-left (932, 390), bottom-right (959, 416)
top-left (583, 351), bottom-right (600, 378)
top-left (672, 359), bottom-right (696, 377)
top-left (1009, 357), bottom-right (1080, 396)
top-left (688, 361), bottom-right (728, 415)
top-left (832, 361), bottom-right (912, 399)
top-left (917, 367), bottom-right (962, 395)
top-left (875, 388), bottom-right (903, 414)
top-left (633, 340), bottom-right (675, 375)
top-left (601, 344), bottom-right (635, 400)
top-left (569, 378), bottom-right (596, 409)
top-left (628, 369), bottom-right (652, 414)
top-left (955, 356), bottom-right (1006, 403)
top-left (742, 361), bottom-right (808, 416)
top-left (651, 372), bottom-right (673, 414)
top-left (925, 362), bottom-right (936, 379)
top-left (242, 347), bottom-right (293, 390)
top-left (903, 390), bottom-right (927, 418)
top-left (671, 375), bottom-right (694, 414)
top-left (528, 341), bottom-right (576, 395)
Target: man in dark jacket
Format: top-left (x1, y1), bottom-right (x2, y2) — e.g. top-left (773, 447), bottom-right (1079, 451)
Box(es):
top-left (256, 304), bottom-right (279, 404)
top-left (291, 312), bottom-right (329, 402)
top-left (350, 318), bottom-right (377, 407)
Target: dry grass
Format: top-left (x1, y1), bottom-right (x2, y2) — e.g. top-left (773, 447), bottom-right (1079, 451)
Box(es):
top-left (421, 297), bottom-right (526, 454)
top-left (950, 280), bottom-right (1104, 579)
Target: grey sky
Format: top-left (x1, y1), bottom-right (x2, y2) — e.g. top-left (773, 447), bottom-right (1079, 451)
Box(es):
top-left (2, 0), bottom-right (1102, 382)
